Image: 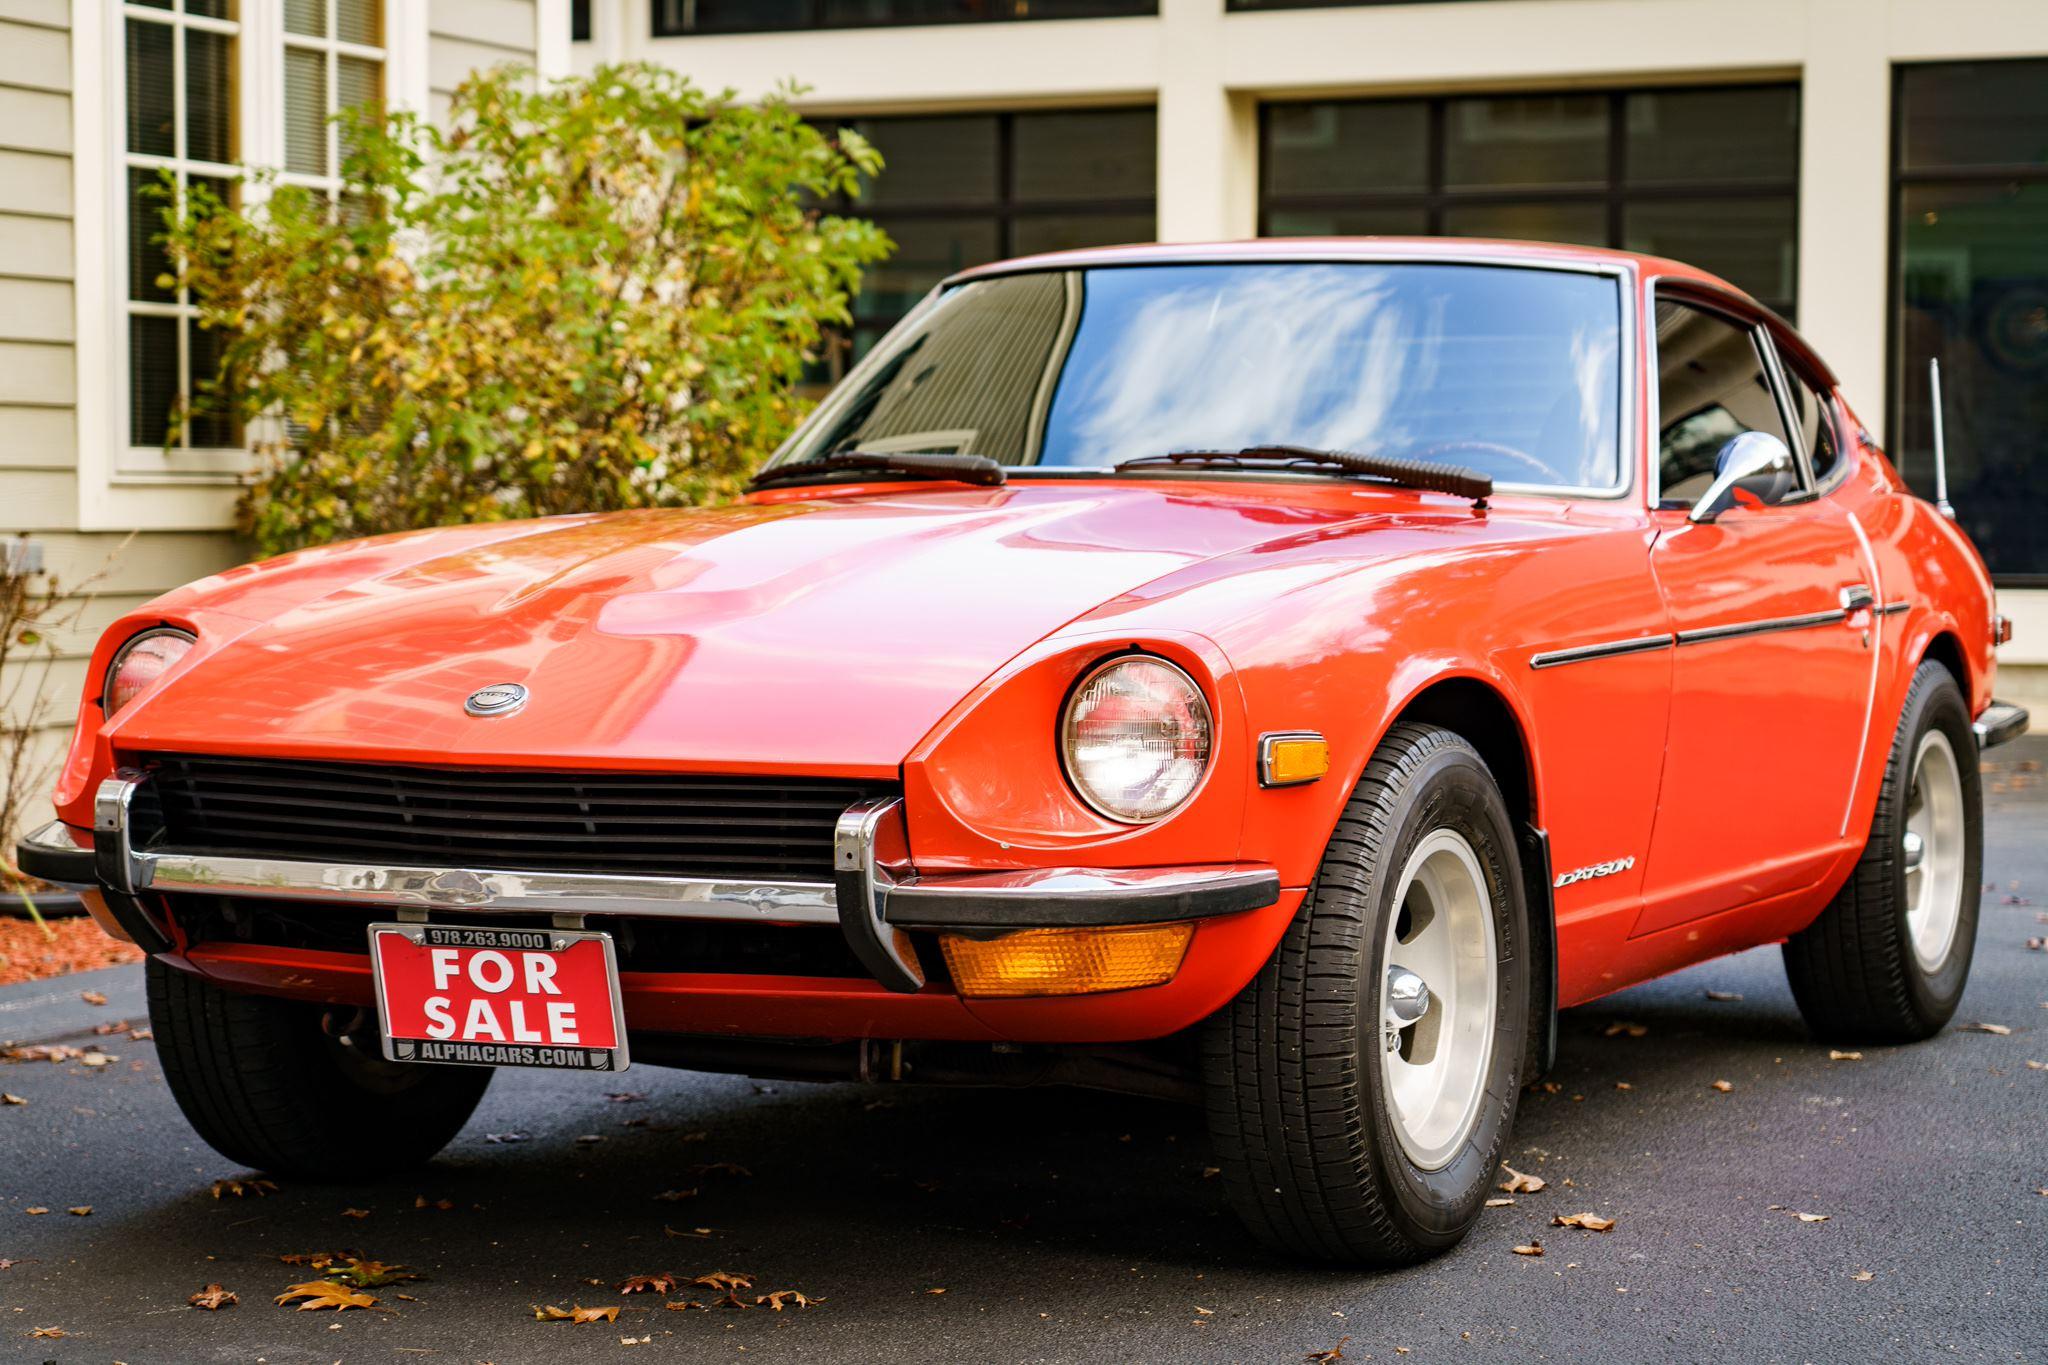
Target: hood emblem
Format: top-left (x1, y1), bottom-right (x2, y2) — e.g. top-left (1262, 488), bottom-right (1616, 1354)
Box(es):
top-left (464, 682), bottom-right (528, 717)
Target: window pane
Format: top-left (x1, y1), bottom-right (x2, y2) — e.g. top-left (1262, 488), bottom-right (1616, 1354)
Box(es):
top-left (130, 314), bottom-right (180, 448)
top-left (1899, 60), bottom-right (2048, 171)
top-left (1265, 100), bottom-right (1428, 197)
top-left (1012, 110), bottom-right (1154, 204)
top-left (1779, 358), bottom-right (1840, 484)
top-left (186, 0), bottom-right (232, 16)
top-left (187, 321), bottom-right (238, 448)
top-left (1444, 94), bottom-right (1606, 190)
top-left (185, 28), bottom-right (235, 166)
top-left (337, 0), bottom-right (382, 46)
top-left (663, 0), bottom-right (808, 32)
top-left (1011, 212), bottom-right (1153, 258)
top-left (336, 55), bottom-right (381, 166)
top-left (1625, 86), bottom-right (1798, 184)
top-left (1624, 196), bottom-right (1796, 312)
top-left (1266, 206), bottom-right (1429, 237)
top-left (1653, 301), bottom-right (1792, 505)
top-left (126, 18), bottom-right (176, 157)
top-left (1441, 200), bottom-right (1605, 247)
top-left (285, 46), bottom-right (328, 175)
top-left (285, 0), bottom-right (326, 37)
top-left (127, 168), bottom-right (176, 304)
top-left (849, 116), bottom-right (998, 206)
top-left (855, 217), bottom-right (999, 324)
top-left (1894, 180), bottom-right (2048, 577)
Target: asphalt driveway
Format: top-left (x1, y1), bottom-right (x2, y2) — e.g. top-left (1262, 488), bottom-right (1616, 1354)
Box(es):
top-left (2, 741), bottom-right (2044, 1363)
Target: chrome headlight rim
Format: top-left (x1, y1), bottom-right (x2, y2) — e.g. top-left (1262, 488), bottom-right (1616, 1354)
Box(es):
top-left (1058, 652), bottom-right (1215, 826)
top-left (101, 626), bottom-right (197, 719)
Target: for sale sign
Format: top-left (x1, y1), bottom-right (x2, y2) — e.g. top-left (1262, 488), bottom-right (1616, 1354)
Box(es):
top-left (368, 923), bottom-right (628, 1071)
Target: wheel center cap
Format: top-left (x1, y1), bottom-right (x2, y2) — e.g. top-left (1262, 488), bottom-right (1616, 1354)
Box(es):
top-left (1902, 828), bottom-right (1925, 872)
top-left (1384, 965), bottom-right (1432, 1029)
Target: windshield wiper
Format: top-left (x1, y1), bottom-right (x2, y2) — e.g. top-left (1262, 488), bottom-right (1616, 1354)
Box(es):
top-left (1115, 444), bottom-right (1491, 507)
top-left (748, 450), bottom-right (1007, 491)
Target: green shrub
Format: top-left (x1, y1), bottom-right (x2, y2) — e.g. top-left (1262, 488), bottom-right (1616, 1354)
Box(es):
top-left (166, 64), bottom-right (890, 555)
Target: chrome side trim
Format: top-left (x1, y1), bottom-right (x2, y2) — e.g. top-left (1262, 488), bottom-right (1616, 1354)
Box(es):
top-left (1878, 600), bottom-right (1911, 616)
top-left (1975, 701), bottom-right (2030, 750)
top-left (1674, 609), bottom-right (1846, 647)
top-left (1529, 634), bottom-right (1674, 670)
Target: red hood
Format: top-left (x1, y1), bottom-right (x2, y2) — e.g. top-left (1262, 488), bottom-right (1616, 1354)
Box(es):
top-left (109, 484), bottom-right (1370, 775)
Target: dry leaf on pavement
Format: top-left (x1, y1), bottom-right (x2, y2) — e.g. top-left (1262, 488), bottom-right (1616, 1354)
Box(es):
top-left (1792, 1212), bottom-right (1830, 1222)
top-left (651, 1189), bottom-right (698, 1203)
top-left (1551, 1213), bottom-right (1616, 1231)
top-left (2025, 1061), bottom-right (2046, 1071)
top-left (1484, 1197), bottom-right (1515, 1208)
top-left (605, 1091), bottom-right (647, 1103)
top-left (1498, 1165), bottom-right (1546, 1194)
top-left (189, 1284), bottom-right (237, 1310)
top-left (1704, 990), bottom-right (1743, 1002)
top-left (67, 1206), bottom-right (91, 1216)
top-left (276, 1281), bottom-right (378, 1312)
top-left (211, 1177), bottom-right (279, 1199)
top-left (756, 1290), bottom-right (820, 1311)
top-left (413, 1195), bottom-right (454, 1210)
top-left (618, 1272), bottom-right (679, 1296)
top-left (1512, 1242), bottom-right (1545, 1257)
top-left (1849, 1270), bottom-right (1874, 1281)
top-left (341, 1208), bottom-right (370, 1219)
top-left (1829, 1051), bottom-right (1863, 1061)
top-left (78, 1052), bottom-right (116, 1068)
top-left (1960, 1022), bottom-right (2012, 1035)
top-left (80, 991), bottom-right (107, 1006)
top-left (1305, 1337), bottom-right (1349, 1363)
top-left (1603, 1022), bottom-right (1648, 1038)
top-left (534, 1304), bottom-right (619, 1324)
top-left (28, 1326), bottom-right (62, 1338)
top-left (24, 1207), bottom-right (47, 1215)
top-left (1711, 1080), bottom-right (1734, 1092)
top-left (1, 1093), bottom-right (24, 1106)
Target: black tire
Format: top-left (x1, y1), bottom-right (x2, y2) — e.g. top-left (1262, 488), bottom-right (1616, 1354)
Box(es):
top-left (1203, 723), bottom-right (1529, 1265)
top-left (147, 958), bottom-right (492, 1178)
top-left (1784, 660), bottom-right (1982, 1043)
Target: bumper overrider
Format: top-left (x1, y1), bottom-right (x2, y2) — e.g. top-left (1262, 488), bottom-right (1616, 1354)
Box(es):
top-left (16, 771), bottom-right (1281, 995)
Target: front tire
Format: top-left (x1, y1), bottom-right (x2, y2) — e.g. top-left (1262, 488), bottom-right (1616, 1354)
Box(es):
top-left (1783, 660), bottom-right (1983, 1043)
top-left (1203, 724), bottom-right (1529, 1265)
top-left (148, 958), bottom-right (492, 1179)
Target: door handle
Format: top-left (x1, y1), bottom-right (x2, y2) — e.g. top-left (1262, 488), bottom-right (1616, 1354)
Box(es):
top-left (1839, 584), bottom-right (1875, 613)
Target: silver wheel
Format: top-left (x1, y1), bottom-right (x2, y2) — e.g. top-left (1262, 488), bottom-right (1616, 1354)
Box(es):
top-left (1379, 830), bottom-right (1498, 1171)
top-left (1903, 728), bottom-right (1967, 973)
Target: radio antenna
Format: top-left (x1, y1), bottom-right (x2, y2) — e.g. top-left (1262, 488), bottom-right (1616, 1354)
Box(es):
top-left (1928, 357), bottom-right (1956, 521)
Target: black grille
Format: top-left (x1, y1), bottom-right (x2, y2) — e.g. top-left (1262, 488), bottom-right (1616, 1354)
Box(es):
top-left (134, 754), bottom-right (892, 883)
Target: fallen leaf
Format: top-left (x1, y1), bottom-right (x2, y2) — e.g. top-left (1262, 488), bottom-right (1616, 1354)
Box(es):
top-left (1705, 990), bottom-right (1744, 1002)
top-left (618, 1272), bottom-right (679, 1296)
top-left (1603, 1021), bottom-right (1648, 1038)
top-left (67, 1206), bottom-right (91, 1216)
top-left (605, 1091), bottom-right (647, 1103)
top-left (1828, 1051), bottom-right (1863, 1061)
top-left (925, 1286), bottom-right (947, 1295)
top-left (341, 1208), bottom-right (370, 1219)
top-left (78, 1052), bottom-right (116, 1068)
top-left (663, 1225), bottom-right (719, 1239)
top-left (1498, 1165), bottom-right (1547, 1194)
top-left (189, 1283), bottom-right (237, 1310)
top-left (1961, 1022), bottom-right (2012, 1035)
top-left (652, 1189), bottom-right (699, 1203)
top-left (1305, 1337), bottom-right (1349, 1363)
top-left (276, 1280), bottom-right (378, 1312)
top-left (129, 1027), bottom-right (153, 1040)
top-left (28, 1325), bottom-right (63, 1338)
top-left (1512, 1242), bottom-right (1545, 1257)
top-left (211, 1177), bottom-right (279, 1199)
top-left (1551, 1213), bottom-right (1616, 1232)
top-left (574, 1134), bottom-right (605, 1145)
top-left (534, 1304), bottom-right (620, 1324)
top-left (413, 1195), bottom-right (454, 1210)
top-left (621, 1334), bottom-right (652, 1345)
top-left (80, 990), bottom-right (107, 1006)
top-left (1711, 1080), bottom-right (1734, 1092)
top-left (756, 1290), bottom-right (820, 1311)
top-left (483, 1132), bottom-right (530, 1144)
top-left (664, 1299), bottom-right (708, 1312)
top-left (331, 1258), bottom-right (422, 1289)
top-left (2027, 938), bottom-right (2046, 952)
top-left (1850, 1270), bottom-right (1874, 1282)
top-left (1195, 1305), bottom-right (1214, 1315)
top-left (1614, 1082), bottom-right (1632, 1091)
top-left (24, 1207), bottom-right (48, 1215)
top-left (1484, 1197), bottom-right (1515, 1208)
top-left (1793, 1212), bottom-right (1830, 1223)
top-left (1, 1093), bottom-right (24, 1106)
top-left (2026, 1061), bottom-right (2047, 1071)
top-left (91, 1020), bottom-right (128, 1035)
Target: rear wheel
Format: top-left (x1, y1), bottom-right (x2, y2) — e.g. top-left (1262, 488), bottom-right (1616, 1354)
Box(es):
top-left (1784, 660), bottom-right (1982, 1043)
top-left (148, 958), bottom-right (492, 1178)
top-left (1203, 724), bottom-right (1528, 1265)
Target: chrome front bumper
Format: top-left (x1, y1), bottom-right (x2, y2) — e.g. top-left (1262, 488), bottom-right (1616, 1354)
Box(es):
top-left (1975, 700), bottom-right (2030, 750)
top-left (23, 771), bottom-right (1281, 994)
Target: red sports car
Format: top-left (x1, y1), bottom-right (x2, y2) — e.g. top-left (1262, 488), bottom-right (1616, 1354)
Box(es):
top-left (20, 240), bottom-right (2026, 1265)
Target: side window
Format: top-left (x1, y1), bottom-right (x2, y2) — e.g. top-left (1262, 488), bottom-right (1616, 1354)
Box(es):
top-left (1778, 355), bottom-right (1844, 486)
top-left (1653, 299), bottom-right (1799, 508)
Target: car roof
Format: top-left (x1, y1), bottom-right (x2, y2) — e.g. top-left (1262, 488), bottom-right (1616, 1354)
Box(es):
top-left (943, 237), bottom-right (1834, 386)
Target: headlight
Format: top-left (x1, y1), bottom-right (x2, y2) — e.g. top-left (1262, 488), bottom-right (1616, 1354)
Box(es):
top-left (1059, 655), bottom-right (1213, 823)
top-left (102, 628), bottom-right (195, 719)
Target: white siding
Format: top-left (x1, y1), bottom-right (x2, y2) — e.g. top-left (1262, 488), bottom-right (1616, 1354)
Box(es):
top-left (430, 0), bottom-right (537, 105)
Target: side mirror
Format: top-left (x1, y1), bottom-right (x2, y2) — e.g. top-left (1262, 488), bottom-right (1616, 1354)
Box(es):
top-left (1689, 431), bottom-right (1796, 524)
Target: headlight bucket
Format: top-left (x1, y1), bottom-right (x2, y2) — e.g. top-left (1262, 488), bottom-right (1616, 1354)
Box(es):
top-left (102, 627), bottom-right (196, 719)
top-left (1059, 654), bottom-right (1214, 824)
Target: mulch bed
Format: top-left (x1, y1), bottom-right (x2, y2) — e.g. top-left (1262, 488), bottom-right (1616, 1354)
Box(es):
top-left (0, 915), bottom-right (143, 988)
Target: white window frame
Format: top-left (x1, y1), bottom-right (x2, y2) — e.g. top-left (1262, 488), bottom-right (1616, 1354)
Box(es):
top-left (72, 0), bottom-right (430, 530)
top-left (282, 0), bottom-right (391, 199)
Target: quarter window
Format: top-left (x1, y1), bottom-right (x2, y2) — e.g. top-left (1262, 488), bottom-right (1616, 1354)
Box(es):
top-left (1653, 299), bottom-right (1798, 507)
top-left (1778, 356), bottom-right (1843, 487)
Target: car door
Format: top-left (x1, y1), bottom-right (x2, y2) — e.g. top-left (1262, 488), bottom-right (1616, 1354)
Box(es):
top-left (1632, 291), bottom-right (1878, 938)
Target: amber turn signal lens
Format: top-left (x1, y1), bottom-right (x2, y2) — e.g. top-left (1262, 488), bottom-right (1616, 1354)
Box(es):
top-left (1259, 733), bottom-right (1329, 787)
top-left (940, 922), bottom-right (1194, 998)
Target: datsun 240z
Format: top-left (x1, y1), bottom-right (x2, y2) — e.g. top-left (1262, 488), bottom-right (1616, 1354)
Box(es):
top-left (20, 239), bottom-right (2026, 1265)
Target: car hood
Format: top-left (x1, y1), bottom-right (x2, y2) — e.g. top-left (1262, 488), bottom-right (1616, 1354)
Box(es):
top-left (111, 484), bottom-right (1375, 774)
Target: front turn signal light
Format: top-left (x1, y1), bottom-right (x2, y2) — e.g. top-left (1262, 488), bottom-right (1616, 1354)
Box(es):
top-left (940, 922), bottom-right (1194, 999)
top-left (1259, 731), bottom-right (1329, 787)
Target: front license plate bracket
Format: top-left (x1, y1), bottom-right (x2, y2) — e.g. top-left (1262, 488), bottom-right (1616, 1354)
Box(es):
top-left (367, 921), bottom-right (629, 1072)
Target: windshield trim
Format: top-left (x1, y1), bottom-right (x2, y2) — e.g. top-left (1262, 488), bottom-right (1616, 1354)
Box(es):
top-left (765, 254), bottom-right (1641, 504)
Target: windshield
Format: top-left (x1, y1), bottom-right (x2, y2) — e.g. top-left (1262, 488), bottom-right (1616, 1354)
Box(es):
top-left (777, 261), bottom-right (1624, 491)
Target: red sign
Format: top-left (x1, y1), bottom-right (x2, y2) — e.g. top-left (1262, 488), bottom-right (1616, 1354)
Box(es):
top-left (369, 924), bottom-right (625, 1071)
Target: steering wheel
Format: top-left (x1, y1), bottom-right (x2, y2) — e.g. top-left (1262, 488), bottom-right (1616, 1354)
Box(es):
top-left (1398, 440), bottom-right (1557, 484)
